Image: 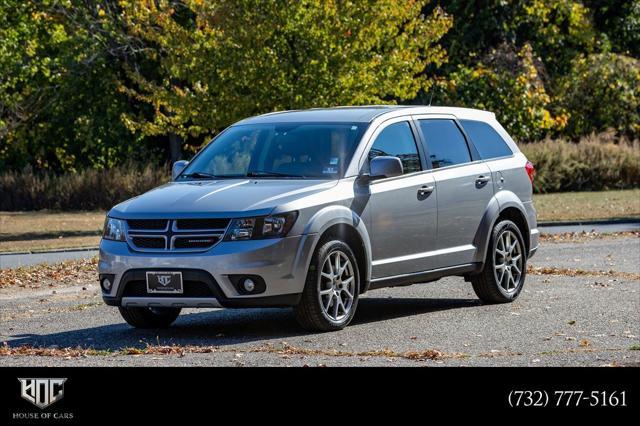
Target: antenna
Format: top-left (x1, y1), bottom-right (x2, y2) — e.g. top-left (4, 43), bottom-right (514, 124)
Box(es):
top-left (428, 91), bottom-right (433, 107)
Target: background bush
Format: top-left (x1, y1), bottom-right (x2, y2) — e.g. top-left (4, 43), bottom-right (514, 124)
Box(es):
top-left (521, 132), bottom-right (640, 193)
top-left (1, 132), bottom-right (638, 211)
top-left (0, 162), bottom-right (167, 211)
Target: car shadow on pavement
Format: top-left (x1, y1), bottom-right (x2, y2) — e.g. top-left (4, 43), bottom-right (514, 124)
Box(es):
top-left (5, 297), bottom-right (480, 351)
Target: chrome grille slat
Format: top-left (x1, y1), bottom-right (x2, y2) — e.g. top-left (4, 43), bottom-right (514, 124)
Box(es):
top-left (127, 219), bottom-right (169, 231)
top-left (175, 218), bottom-right (230, 231)
top-left (126, 219), bottom-right (228, 253)
top-left (130, 235), bottom-right (167, 249)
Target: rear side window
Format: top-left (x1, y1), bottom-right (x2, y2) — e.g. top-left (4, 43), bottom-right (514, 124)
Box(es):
top-left (461, 119), bottom-right (513, 159)
top-left (369, 121), bottom-right (421, 174)
top-left (418, 119), bottom-right (471, 169)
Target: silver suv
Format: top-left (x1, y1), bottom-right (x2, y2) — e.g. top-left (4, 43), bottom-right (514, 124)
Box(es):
top-left (99, 106), bottom-right (538, 331)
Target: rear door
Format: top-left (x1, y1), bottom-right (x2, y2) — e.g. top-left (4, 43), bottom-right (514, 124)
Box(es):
top-left (415, 116), bottom-right (494, 268)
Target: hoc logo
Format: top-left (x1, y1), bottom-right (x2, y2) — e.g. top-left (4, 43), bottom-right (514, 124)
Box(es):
top-left (157, 275), bottom-right (172, 286)
top-left (18, 378), bottom-right (67, 409)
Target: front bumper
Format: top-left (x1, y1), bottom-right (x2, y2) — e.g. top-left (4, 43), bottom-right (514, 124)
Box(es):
top-left (99, 234), bottom-right (318, 308)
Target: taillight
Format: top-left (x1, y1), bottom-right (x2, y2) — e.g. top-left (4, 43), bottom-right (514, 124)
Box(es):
top-left (525, 161), bottom-right (535, 184)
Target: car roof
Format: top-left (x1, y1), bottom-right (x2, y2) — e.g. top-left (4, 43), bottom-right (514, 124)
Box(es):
top-left (234, 105), bottom-right (495, 125)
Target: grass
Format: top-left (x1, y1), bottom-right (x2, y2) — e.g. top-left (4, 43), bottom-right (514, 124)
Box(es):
top-left (534, 189), bottom-right (640, 222)
top-left (0, 189), bottom-right (638, 252)
top-left (0, 211), bottom-right (104, 252)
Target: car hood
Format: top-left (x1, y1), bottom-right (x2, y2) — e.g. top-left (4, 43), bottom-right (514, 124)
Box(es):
top-left (109, 179), bottom-right (338, 218)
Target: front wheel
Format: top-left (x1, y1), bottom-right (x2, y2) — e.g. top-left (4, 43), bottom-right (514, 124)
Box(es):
top-left (471, 219), bottom-right (527, 303)
top-left (295, 239), bottom-right (360, 332)
top-left (118, 306), bottom-right (181, 328)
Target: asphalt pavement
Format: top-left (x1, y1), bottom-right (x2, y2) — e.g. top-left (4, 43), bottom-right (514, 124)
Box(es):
top-left (1, 235), bottom-right (638, 366)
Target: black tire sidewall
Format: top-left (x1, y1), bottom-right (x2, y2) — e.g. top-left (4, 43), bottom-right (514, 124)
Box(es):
top-left (119, 306), bottom-right (181, 328)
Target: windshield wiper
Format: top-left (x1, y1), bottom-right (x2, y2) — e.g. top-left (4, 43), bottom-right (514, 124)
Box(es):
top-left (246, 170), bottom-right (306, 178)
top-left (179, 172), bottom-right (247, 180)
top-left (179, 172), bottom-right (219, 179)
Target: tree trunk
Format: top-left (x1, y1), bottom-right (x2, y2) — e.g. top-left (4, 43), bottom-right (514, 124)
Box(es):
top-left (169, 133), bottom-right (182, 164)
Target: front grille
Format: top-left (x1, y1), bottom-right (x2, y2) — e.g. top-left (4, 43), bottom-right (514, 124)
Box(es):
top-left (126, 218), bottom-right (228, 252)
top-left (127, 219), bottom-right (168, 230)
top-left (131, 236), bottom-right (165, 249)
top-left (175, 218), bottom-right (229, 230)
top-left (121, 280), bottom-right (215, 298)
top-left (173, 236), bottom-right (220, 249)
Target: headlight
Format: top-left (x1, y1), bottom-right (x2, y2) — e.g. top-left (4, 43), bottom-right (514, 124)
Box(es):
top-left (102, 217), bottom-right (126, 241)
top-left (224, 212), bottom-right (298, 241)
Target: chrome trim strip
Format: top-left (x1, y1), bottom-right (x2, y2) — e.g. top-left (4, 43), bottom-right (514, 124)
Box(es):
top-left (121, 297), bottom-right (222, 308)
top-left (370, 263), bottom-right (475, 284)
top-left (371, 244), bottom-right (476, 266)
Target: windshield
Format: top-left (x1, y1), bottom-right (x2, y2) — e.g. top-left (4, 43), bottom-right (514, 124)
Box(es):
top-left (178, 123), bottom-right (366, 180)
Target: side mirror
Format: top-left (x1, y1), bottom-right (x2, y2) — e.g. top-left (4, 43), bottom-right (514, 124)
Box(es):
top-left (172, 160), bottom-right (189, 181)
top-left (369, 156), bottom-right (403, 180)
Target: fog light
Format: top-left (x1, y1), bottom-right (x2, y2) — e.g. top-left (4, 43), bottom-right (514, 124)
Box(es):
top-left (102, 278), bottom-right (112, 291)
top-left (229, 274), bottom-right (265, 295)
top-left (99, 274), bottom-right (115, 293)
top-left (243, 278), bottom-right (255, 292)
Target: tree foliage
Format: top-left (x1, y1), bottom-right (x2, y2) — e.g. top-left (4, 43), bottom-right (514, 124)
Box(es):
top-left (119, 0), bottom-right (451, 150)
top-left (559, 53), bottom-right (640, 138)
top-left (0, 0), bottom-right (638, 173)
top-left (0, 0), bottom-right (155, 172)
top-left (442, 44), bottom-right (569, 142)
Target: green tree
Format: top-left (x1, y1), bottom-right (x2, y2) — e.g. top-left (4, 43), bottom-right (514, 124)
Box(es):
top-left (559, 53), bottom-right (640, 138)
top-left (442, 43), bottom-right (569, 142)
top-left (0, 0), bottom-right (152, 172)
top-left (425, 0), bottom-right (598, 77)
top-left (119, 0), bottom-right (452, 158)
top-left (585, 0), bottom-right (640, 57)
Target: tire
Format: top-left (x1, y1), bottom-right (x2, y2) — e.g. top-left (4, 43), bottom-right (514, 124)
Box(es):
top-left (471, 219), bottom-right (527, 303)
top-left (295, 238), bottom-right (360, 332)
top-left (118, 306), bottom-right (181, 328)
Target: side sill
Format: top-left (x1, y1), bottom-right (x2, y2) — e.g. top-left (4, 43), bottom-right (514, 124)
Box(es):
top-left (369, 263), bottom-right (481, 290)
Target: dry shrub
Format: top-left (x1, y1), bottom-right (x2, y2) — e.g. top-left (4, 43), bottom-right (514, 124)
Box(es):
top-left (0, 162), bottom-right (168, 210)
top-left (522, 131), bottom-right (640, 193)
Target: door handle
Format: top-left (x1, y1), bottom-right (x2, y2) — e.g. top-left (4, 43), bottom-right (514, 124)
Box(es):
top-left (475, 175), bottom-right (491, 186)
top-left (418, 185), bottom-right (435, 196)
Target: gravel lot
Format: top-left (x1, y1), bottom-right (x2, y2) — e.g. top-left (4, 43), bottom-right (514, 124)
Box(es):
top-left (1, 237), bottom-right (638, 367)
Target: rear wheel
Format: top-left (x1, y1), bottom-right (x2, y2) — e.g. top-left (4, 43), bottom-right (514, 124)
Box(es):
top-left (471, 219), bottom-right (527, 303)
top-left (295, 239), bottom-right (360, 331)
top-left (118, 306), bottom-right (181, 328)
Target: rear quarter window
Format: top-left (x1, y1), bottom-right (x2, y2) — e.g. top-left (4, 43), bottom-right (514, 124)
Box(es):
top-left (461, 120), bottom-right (513, 160)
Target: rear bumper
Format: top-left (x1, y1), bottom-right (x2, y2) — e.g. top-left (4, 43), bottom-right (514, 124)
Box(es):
top-left (528, 228), bottom-right (540, 258)
top-left (99, 234), bottom-right (317, 308)
top-left (523, 200), bottom-right (539, 259)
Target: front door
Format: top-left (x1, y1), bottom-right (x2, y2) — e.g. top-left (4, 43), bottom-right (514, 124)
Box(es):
top-left (365, 119), bottom-right (438, 278)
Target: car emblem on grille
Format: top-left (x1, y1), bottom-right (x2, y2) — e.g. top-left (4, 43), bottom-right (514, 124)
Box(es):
top-left (157, 275), bottom-right (172, 286)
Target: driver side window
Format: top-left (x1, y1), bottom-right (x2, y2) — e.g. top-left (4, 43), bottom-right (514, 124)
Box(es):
top-left (368, 121), bottom-right (421, 174)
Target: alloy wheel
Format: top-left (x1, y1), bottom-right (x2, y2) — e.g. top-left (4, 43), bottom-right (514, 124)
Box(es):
top-left (494, 229), bottom-right (523, 293)
top-left (318, 250), bottom-right (356, 323)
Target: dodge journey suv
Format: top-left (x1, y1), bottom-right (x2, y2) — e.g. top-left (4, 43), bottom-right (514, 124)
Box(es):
top-left (100, 106), bottom-right (539, 331)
